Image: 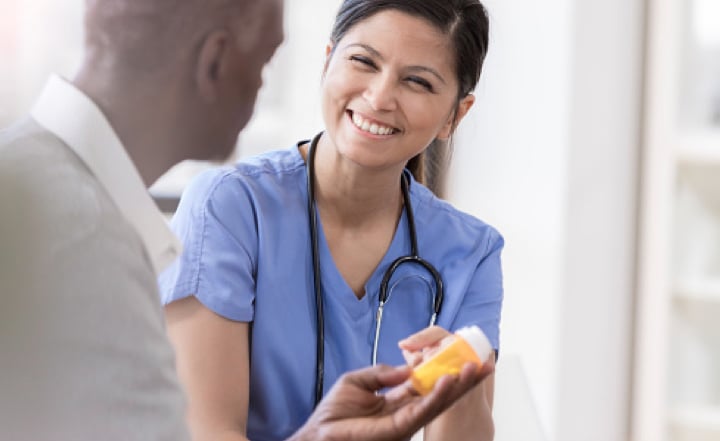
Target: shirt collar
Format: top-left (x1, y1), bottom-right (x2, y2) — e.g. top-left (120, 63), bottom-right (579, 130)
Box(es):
top-left (30, 75), bottom-right (182, 275)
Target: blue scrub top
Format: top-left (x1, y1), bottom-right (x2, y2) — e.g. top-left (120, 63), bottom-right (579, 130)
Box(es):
top-left (159, 143), bottom-right (504, 441)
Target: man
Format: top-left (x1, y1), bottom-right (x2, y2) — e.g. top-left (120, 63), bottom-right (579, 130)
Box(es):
top-left (0, 1), bottom-right (490, 440)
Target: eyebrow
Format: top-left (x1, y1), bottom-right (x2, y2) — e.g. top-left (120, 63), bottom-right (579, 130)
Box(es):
top-left (342, 43), bottom-right (447, 85)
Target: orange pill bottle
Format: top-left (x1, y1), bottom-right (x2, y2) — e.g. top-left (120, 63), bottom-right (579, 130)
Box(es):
top-left (410, 326), bottom-right (492, 395)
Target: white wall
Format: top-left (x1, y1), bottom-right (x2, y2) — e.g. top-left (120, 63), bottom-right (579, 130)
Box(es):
top-left (555, 1), bottom-right (644, 440)
top-left (448, 1), bottom-right (573, 437)
top-left (449, 1), bottom-right (645, 440)
top-left (0, 0), bottom-right (84, 127)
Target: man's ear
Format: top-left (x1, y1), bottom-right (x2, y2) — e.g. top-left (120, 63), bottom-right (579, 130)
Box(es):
top-left (437, 94), bottom-right (476, 140)
top-left (196, 30), bottom-right (233, 101)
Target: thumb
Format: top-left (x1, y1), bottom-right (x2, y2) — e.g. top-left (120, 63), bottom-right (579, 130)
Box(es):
top-left (398, 326), bottom-right (450, 351)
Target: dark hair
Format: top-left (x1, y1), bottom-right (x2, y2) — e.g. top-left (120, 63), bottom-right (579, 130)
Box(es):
top-left (329, 0), bottom-right (490, 197)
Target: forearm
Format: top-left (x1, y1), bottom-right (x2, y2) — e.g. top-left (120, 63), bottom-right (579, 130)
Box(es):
top-left (423, 381), bottom-right (494, 441)
top-left (165, 298), bottom-right (252, 441)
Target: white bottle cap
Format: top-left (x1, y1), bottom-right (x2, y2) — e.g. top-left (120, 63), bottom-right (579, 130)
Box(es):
top-left (456, 326), bottom-right (493, 362)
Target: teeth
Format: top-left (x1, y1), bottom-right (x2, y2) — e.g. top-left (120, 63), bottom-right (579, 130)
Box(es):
top-left (351, 112), bottom-right (395, 135)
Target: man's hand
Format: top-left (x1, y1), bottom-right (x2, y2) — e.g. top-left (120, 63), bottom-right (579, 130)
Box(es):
top-left (288, 360), bottom-right (494, 441)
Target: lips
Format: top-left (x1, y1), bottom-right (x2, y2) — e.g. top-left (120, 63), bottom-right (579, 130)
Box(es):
top-left (349, 111), bottom-right (399, 136)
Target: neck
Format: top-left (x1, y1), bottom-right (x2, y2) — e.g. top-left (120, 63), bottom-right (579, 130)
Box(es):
top-left (73, 66), bottom-right (186, 187)
top-left (309, 134), bottom-right (405, 227)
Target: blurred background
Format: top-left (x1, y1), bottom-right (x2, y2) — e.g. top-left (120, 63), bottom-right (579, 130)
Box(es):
top-left (2, 1), bottom-right (720, 440)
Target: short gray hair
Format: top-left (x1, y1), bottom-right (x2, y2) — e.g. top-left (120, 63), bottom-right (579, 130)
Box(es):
top-left (83, 0), bottom-right (255, 74)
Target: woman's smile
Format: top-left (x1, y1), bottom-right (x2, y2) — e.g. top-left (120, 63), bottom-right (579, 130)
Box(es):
top-left (348, 110), bottom-right (400, 137)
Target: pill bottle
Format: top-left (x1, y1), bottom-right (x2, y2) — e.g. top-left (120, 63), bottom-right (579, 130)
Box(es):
top-left (410, 326), bottom-right (492, 395)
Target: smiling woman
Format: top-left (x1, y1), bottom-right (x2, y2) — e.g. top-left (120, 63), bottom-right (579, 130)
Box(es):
top-left (159, 1), bottom-right (501, 441)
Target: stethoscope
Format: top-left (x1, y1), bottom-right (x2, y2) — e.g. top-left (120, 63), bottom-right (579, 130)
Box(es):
top-left (305, 132), bottom-right (444, 406)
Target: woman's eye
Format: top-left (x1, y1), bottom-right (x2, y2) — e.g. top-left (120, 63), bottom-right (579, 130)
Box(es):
top-left (349, 55), bottom-right (376, 69)
top-left (407, 76), bottom-right (434, 92)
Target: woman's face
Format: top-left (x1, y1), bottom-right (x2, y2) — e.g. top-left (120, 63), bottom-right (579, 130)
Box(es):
top-left (321, 9), bottom-right (474, 171)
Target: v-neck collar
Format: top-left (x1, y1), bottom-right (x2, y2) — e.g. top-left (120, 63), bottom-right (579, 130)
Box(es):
top-left (312, 200), bottom-right (411, 320)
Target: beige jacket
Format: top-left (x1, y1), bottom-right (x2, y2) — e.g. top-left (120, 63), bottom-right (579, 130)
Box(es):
top-left (0, 78), bottom-right (189, 441)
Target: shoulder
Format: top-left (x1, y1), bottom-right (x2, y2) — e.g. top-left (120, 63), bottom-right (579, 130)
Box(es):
top-left (1, 117), bottom-right (57, 150)
top-left (0, 117), bottom-right (151, 274)
top-left (179, 147), bottom-right (306, 212)
top-left (411, 180), bottom-right (504, 257)
top-left (233, 146), bottom-right (306, 177)
top-left (1, 117), bottom-right (106, 207)
top-left (0, 118), bottom-right (83, 182)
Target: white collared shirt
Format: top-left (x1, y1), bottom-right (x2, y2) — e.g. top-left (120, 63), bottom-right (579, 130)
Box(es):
top-left (30, 75), bottom-right (181, 274)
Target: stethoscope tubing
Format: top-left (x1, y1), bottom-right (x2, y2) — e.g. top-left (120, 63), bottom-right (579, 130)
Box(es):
top-left (306, 132), bottom-right (443, 407)
top-left (306, 133), bottom-right (326, 407)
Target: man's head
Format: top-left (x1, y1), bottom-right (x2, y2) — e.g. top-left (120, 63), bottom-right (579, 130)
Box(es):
top-left (77, 0), bottom-right (284, 164)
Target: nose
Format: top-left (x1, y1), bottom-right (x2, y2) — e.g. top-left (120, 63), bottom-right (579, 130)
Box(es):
top-left (363, 73), bottom-right (398, 112)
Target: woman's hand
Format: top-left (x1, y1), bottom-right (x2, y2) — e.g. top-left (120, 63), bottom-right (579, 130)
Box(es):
top-left (398, 326), bottom-right (454, 369)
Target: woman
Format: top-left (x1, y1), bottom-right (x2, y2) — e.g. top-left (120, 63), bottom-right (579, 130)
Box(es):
top-left (160, 1), bottom-right (502, 440)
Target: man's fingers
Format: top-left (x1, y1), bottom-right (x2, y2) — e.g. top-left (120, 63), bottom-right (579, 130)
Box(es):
top-left (423, 357), bottom-right (495, 408)
top-left (374, 365), bottom-right (413, 389)
top-left (403, 373), bottom-right (461, 424)
top-left (340, 364), bottom-right (412, 392)
top-left (383, 379), bottom-right (417, 405)
top-left (458, 356), bottom-right (495, 385)
top-left (380, 374), bottom-right (459, 439)
top-left (382, 359), bottom-right (496, 439)
top-left (479, 355), bottom-right (496, 376)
